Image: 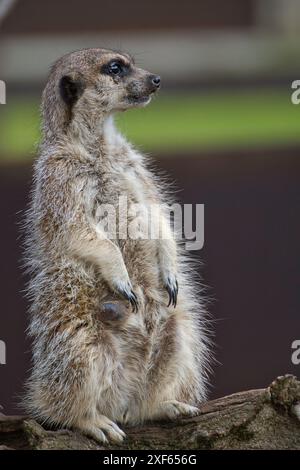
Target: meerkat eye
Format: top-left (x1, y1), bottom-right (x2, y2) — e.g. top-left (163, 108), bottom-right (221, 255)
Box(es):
top-left (101, 59), bottom-right (130, 78)
top-left (108, 61), bottom-right (122, 75)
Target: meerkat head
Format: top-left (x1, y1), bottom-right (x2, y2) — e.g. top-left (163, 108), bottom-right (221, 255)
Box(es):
top-left (42, 48), bottom-right (160, 140)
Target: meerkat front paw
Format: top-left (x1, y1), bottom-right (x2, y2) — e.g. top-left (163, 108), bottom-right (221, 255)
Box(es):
top-left (113, 279), bottom-right (139, 312)
top-left (163, 273), bottom-right (178, 308)
top-left (156, 400), bottom-right (199, 420)
top-left (77, 415), bottom-right (126, 444)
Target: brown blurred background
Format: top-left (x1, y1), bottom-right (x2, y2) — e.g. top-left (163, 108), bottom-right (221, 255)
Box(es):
top-left (0, 0), bottom-right (300, 414)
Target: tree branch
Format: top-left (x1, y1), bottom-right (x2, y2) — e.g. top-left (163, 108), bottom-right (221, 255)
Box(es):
top-left (1, 375), bottom-right (300, 450)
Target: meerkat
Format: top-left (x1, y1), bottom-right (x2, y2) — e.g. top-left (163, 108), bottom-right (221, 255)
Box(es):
top-left (24, 48), bottom-right (210, 444)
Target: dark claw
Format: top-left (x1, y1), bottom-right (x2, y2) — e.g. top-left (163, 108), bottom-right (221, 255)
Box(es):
top-left (128, 290), bottom-right (139, 313)
top-left (119, 286), bottom-right (139, 312)
top-left (165, 277), bottom-right (178, 308)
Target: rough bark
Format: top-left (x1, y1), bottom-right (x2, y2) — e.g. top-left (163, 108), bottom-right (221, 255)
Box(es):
top-left (1, 375), bottom-right (300, 450)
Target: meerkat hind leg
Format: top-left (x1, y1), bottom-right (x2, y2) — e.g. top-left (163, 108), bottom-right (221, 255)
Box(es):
top-left (154, 400), bottom-right (200, 421)
top-left (77, 415), bottom-right (126, 444)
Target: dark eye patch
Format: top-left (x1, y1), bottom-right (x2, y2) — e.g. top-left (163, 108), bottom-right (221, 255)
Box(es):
top-left (101, 59), bottom-right (130, 78)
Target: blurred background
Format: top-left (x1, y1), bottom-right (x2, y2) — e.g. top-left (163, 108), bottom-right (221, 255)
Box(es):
top-left (0, 0), bottom-right (300, 414)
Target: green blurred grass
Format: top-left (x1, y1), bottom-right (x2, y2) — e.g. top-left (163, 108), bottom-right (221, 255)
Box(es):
top-left (0, 89), bottom-right (299, 161)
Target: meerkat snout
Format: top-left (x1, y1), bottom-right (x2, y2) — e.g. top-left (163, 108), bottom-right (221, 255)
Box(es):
top-left (150, 75), bottom-right (161, 89)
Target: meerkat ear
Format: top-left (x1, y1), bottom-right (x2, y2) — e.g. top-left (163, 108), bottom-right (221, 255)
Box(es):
top-left (59, 73), bottom-right (85, 107)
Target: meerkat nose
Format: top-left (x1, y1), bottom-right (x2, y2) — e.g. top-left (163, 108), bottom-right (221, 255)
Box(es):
top-left (150, 75), bottom-right (161, 89)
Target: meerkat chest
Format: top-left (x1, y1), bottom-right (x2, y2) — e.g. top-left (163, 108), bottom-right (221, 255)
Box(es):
top-left (121, 166), bottom-right (148, 205)
top-left (92, 156), bottom-right (148, 203)
top-left (98, 162), bottom-right (152, 215)
top-left (91, 154), bottom-right (159, 252)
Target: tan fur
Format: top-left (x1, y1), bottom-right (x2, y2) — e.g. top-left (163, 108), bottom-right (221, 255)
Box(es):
top-left (23, 48), bottom-right (210, 444)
